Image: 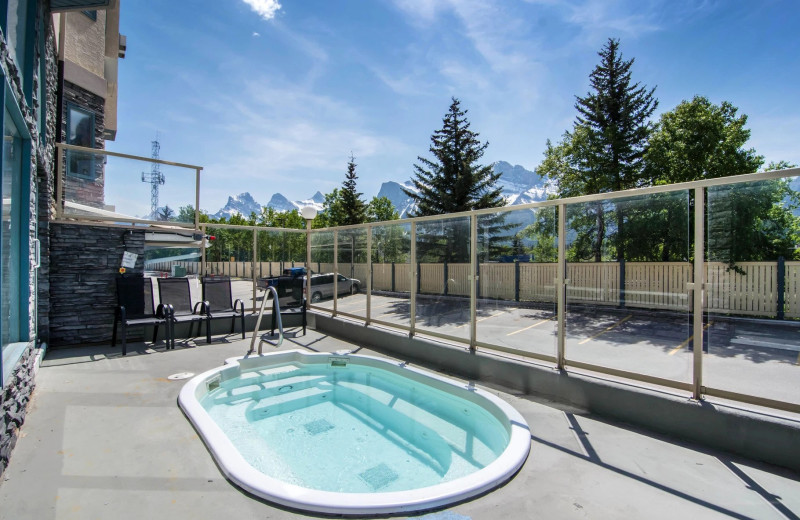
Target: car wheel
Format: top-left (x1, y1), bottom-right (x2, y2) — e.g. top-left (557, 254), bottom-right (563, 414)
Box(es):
top-left (311, 292), bottom-right (322, 303)
top-left (351, 284), bottom-right (360, 294)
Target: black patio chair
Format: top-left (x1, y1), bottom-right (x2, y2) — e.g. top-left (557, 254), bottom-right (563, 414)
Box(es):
top-left (112, 275), bottom-right (172, 356)
top-left (157, 277), bottom-right (211, 346)
top-left (271, 275), bottom-right (306, 336)
top-left (202, 276), bottom-right (246, 339)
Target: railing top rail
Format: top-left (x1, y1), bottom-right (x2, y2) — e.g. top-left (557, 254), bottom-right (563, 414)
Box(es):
top-left (310, 167), bottom-right (800, 231)
top-left (56, 142), bottom-right (204, 170)
top-left (201, 222), bottom-right (306, 233)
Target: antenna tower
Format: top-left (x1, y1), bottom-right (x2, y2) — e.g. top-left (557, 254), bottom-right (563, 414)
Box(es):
top-left (141, 135), bottom-right (164, 218)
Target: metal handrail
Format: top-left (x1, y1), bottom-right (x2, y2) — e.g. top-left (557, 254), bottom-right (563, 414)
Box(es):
top-left (248, 285), bottom-right (283, 354)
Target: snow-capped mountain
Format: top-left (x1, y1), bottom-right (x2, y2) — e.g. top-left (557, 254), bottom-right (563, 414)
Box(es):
top-left (212, 192), bottom-right (262, 220)
top-left (494, 161), bottom-right (552, 205)
top-left (376, 161), bottom-right (551, 218)
top-left (211, 191), bottom-right (324, 219)
top-left (210, 162), bottom-right (550, 220)
top-left (376, 180), bottom-right (419, 218)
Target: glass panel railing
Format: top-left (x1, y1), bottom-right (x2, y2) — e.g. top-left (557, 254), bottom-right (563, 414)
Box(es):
top-left (415, 216), bottom-right (471, 342)
top-left (705, 175), bottom-right (800, 407)
top-left (371, 222), bottom-right (412, 328)
top-left (334, 228), bottom-right (369, 319)
top-left (564, 191), bottom-right (693, 387)
top-left (477, 206), bottom-right (558, 362)
top-left (310, 230), bottom-right (335, 311)
top-left (63, 148), bottom-right (198, 224)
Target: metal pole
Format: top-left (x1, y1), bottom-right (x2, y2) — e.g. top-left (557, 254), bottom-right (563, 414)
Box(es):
top-left (410, 221), bottom-right (417, 337)
top-left (557, 203), bottom-right (567, 370)
top-left (692, 187), bottom-right (705, 400)
top-left (305, 219), bottom-right (313, 309)
top-left (252, 228), bottom-right (257, 313)
top-left (201, 223), bottom-right (206, 277)
top-left (470, 214), bottom-right (478, 351)
top-left (194, 168), bottom-right (201, 230)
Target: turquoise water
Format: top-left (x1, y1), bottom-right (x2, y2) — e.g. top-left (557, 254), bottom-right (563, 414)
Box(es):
top-left (201, 361), bottom-right (510, 493)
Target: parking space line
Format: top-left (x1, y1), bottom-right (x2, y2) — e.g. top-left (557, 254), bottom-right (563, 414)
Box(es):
top-left (578, 315), bottom-right (632, 345)
top-left (456, 310), bottom-right (506, 329)
top-left (507, 316), bottom-right (555, 336)
top-left (669, 322), bottom-right (713, 355)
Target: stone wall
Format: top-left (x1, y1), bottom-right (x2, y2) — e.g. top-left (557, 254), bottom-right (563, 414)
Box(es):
top-left (49, 224), bottom-right (145, 346)
top-left (0, 344), bottom-right (36, 476)
top-left (1, 0), bottom-right (57, 479)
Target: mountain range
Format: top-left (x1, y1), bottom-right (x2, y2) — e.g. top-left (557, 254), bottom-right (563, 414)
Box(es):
top-left (210, 161), bottom-right (552, 220)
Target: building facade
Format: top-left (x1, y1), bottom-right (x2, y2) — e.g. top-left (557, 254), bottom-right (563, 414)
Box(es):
top-left (0, 0), bottom-right (124, 476)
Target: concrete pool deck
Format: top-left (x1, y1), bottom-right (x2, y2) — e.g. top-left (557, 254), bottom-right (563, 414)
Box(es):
top-left (1, 329), bottom-right (799, 519)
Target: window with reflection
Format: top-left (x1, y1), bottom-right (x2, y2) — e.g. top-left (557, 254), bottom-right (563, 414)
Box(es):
top-left (66, 104), bottom-right (96, 179)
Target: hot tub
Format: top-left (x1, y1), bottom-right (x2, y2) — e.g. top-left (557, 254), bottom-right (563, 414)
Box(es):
top-left (178, 350), bottom-right (530, 515)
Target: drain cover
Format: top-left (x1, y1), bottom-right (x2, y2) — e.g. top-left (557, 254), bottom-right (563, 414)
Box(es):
top-left (359, 463), bottom-right (398, 490)
top-left (167, 372), bottom-right (194, 380)
top-left (304, 419), bottom-right (334, 435)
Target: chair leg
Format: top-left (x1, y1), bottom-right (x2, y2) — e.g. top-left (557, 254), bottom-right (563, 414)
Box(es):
top-left (206, 319), bottom-right (211, 344)
top-left (112, 315), bottom-right (119, 347)
top-left (152, 324), bottom-right (159, 344)
top-left (240, 313), bottom-right (245, 339)
top-left (230, 316), bottom-right (235, 335)
top-left (302, 309), bottom-right (307, 336)
top-left (121, 323), bottom-right (127, 356)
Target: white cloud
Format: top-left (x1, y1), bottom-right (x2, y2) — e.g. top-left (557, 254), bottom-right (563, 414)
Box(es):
top-left (241, 0), bottom-right (282, 21)
top-left (252, 31), bottom-right (261, 37)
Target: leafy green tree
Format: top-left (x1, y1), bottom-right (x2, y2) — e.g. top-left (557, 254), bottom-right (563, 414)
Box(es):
top-left (404, 97), bottom-right (505, 262)
top-left (367, 196), bottom-right (399, 222)
top-left (644, 96), bottom-right (762, 184)
top-left (175, 205), bottom-right (209, 224)
top-left (318, 188), bottom-right (346, 228)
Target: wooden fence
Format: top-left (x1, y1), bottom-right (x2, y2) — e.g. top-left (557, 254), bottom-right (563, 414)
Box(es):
top-left (147, 259), bottom-right (800, 319)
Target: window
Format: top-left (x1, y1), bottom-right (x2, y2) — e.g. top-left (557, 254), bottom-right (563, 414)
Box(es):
top-left (66, 103), bottom-right (96, 180)
top-left (2, 106), bottom-right (22, 357)
top-left (82, 10), bottom-right (97, 20)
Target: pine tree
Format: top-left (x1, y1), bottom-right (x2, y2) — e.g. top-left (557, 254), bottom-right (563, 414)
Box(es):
top-left (340, 153), bottom-right (367, 225)
top-left (404, 97), bottom-right (503, 216)
top-left (404, 98), bottom-right (505, 262)
top-left (543, 38), bottom-right (657, 261)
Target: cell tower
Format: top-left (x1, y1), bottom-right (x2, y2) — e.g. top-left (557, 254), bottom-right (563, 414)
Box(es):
top-left (141, 135), bottom-right (164, 219)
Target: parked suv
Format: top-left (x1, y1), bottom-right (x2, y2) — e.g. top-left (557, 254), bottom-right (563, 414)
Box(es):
top-left (308, 273), bottom-right (360, 302)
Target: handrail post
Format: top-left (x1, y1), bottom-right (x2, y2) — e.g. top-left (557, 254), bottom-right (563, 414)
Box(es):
top-left (194, 168), bottom-right (201, 230)
top-left (333, 230), bottom-right (338, 317)
top-left (252, 228), bottom-right (257, 313)
top-left (692, 187), bottom-right (705, 400)
top-left (366, 225), bottom-right (372, 325)
top-left (410, 221), bottom-right (417, 337)
top-left (557, 203), bottom-right (567, 370)
top-left (469, 214), bottom-right (478, 351)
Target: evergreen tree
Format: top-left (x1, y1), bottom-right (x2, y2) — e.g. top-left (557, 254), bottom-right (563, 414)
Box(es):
top-left (542, 38), bottom-right (657, 262)
top-left (404, 97), bottom-right (504, 262)
top-left (404, 97), bottom-right (503, 216)
top-left (340, 153), bottom-right (367, 225)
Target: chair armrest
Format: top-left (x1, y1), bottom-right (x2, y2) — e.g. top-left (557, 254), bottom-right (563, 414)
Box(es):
top-left (118, 305), bottom-right (127, 321)
top-left (156, 303), bottom-right (173, 319)
top-left (195, 300), bottom-right (211, 316)
top-left (234, 299), bottom-right (245, 313)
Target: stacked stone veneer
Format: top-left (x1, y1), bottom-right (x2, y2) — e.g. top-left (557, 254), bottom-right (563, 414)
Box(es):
top-left (1, 1), bottom-right (58, 478)
top-left (49, 224), bottom-right (145, 346)
top-left (0, 346), bottom-right (37, 476)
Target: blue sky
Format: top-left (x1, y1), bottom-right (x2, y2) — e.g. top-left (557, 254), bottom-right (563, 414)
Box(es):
top-left (111, 0), bottom-right (800, 215)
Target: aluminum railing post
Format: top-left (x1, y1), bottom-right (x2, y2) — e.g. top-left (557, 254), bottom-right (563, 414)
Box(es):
top-left (557, 203), bottom-right (567, 370)
top-left (692, 187), bottom-right (705, 400)
top-left (470, 214), bottom-right (478, 351)
top-left (410, 221), bottom-right (417, 337)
